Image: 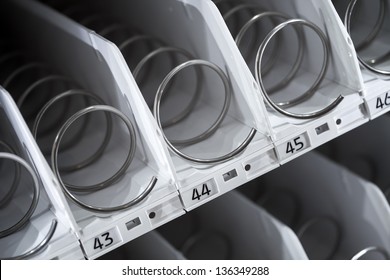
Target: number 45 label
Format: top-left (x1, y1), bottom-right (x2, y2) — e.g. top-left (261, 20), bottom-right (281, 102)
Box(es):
top-left (277, 134), bottom-right (309, 160)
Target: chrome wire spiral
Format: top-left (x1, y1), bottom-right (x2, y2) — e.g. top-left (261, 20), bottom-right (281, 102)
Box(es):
top-left (0, 140), bottom-right (20, 209)
top-left (0, 140), bottom-right (58, 259)
top-left (214, 0), bottom-right (344, 119)
top-left (258, 188), bottom-right (390, 259)
top-left (0, 143), bottom-right (39, 239)
top-left (257, 190), bottom-right (341, 259)
top-left (43, 0), bottom-right (257, 164)
top-left (352, 246), bottom-right (390, 260)
top-left (0, 40), bottom-right (156, 213)
top-left (345, 0), bottom-right (390, 78)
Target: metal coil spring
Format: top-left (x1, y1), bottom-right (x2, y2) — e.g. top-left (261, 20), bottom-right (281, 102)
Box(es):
top-left (0, 143), bottom-right (39, 239)
top-left (213, 0), bottom-right (344, 119)
top-left (43, 0), bottom-right (257, 164)
top-left (352, 246), bottom-right (390, 260)
top-left (298, 219), bottom-right (389, 260)
top-left (0, 42), bottom-right (156, 213)
top-left (0, 140), bottom-right (20, 209)
top-left (258, 189), bottom-right (390, 259)
top-left (258, 190), bottom-right (341, 259)
top-left (345, 0), bottom-right (390, 78)
top-left (0, 141), bottom-right (58, 259)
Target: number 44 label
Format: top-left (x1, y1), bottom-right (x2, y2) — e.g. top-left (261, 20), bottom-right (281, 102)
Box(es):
top-left (182, 179), bottom-right (218, 208)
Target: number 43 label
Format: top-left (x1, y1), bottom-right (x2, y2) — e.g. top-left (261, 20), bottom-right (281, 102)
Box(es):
top-left (277, 134), bottom-right (309, 160)
top-left (86, 227), bottom-right (122, 256)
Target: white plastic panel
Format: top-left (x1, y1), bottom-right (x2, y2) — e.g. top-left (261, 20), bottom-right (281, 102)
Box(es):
top-left (0, 88), bottom-right (82, 260)
top-left (35, 0), bottom-right (279, 211)
top-left (332, 0), bottom-right (390, 119)
top-left (1, 0), bottom-right (185, 259)
top-left (242, 151), bottom-right (390, 259)
top-left (273, 103), bottom-right (367, 165)
top-left (213, 0), bottom-right (367, 151)
top-left (0, 0), bottom-right (389, 261)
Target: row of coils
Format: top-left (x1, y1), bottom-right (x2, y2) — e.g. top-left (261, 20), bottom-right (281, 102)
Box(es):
top-left (45, 0), bottom-right (258, 164)
top-left (0, 36), bottom-right (158, 214)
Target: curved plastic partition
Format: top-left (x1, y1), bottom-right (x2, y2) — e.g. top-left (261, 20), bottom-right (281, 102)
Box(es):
top-left (321, 114), bottom-right (390, 204)
top-left (0, 0), bottom-right (389, 261)
top-left (0, 88), bottom-right (82, 260)
top-left (332, 0), bottom-right (390, 119)
top-left (103, 191), bottom-right (309, 260)
top-left (213, 0), bottom-right (366, 143)
top-left (36, 0), bottom-right (279, 213)
top-left (242, 151), bottom-right (390, 259)
top-left (207, 0), bottom-right (367, 168)
top-left (155, 191), bottom-right (307, 260)
top-left (1, 0), bottom-right (184, 259)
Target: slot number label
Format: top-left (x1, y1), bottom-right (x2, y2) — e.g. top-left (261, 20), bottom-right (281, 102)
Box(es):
top-left (279, 135), bottom-right (308, 160)
top-left (192, 183), bottom-right (212, 201)
top-left (371, 91), bottom-right (390, 114)
top-left (182, 181), bottom-right (217, 208)
top-left (87, 227), bottom-right (121, 255)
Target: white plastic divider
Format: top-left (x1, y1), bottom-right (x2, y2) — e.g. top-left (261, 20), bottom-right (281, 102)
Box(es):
top-left (0, 88), bottom-right (83, 260)
top-left (321, 114), bottom-right (390, 203)
top-left (3, 0), bottom-right (185, 259)
top-left (156, 191), bottom-right (308, 260)
top-left (39, 0), bottom-right (279, 212)
top-left (212, 0), bottom-right (368, 165)
top-left (243, 151), bottom-right (390, 259)
top-left (103, 190), bottom-right (308, 260)
top-left (332, 0), bottom-right (390, 120)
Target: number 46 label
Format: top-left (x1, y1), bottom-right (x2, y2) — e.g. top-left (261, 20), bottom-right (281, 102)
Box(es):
top-left (370, 91), bottom-right (390, 115)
